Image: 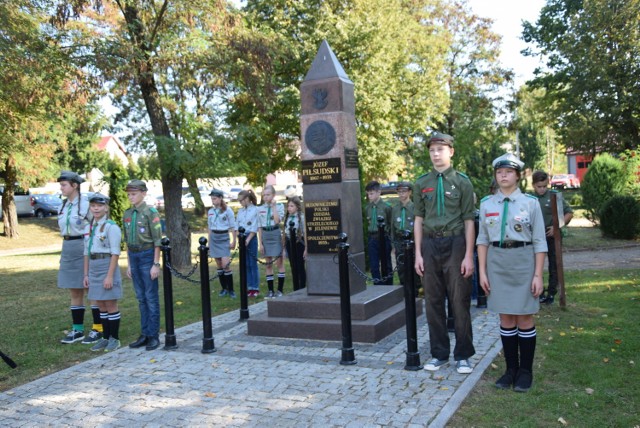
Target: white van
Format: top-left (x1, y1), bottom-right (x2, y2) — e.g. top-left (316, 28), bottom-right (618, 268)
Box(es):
top-left (0, 186), bottom-right (35, 219)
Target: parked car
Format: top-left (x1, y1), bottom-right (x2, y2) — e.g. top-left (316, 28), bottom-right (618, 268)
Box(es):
top-left (380, 181), bottom-right (400, 195)
top-left (550, 174), bottom-right (580, 189)
top-left (181, 191), bottom-right (213, 209)
top-left (0, 186), bottom-right (34, 219)
top-left (226, 187), bottom-right (243, 201)
top-left (32, 194), bottom-right (63, 218)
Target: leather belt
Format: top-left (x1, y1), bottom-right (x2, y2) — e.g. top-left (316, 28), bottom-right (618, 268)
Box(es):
top-left (90, 253), bottom-right (111, 260)
top-left (211, 230), bottom-right (228, 234)
top-left (492, 241), bottom-right (531, 249)
top-left (262, 225), bottom-right (280, 231)
top-left (425, 230), bottom-right (464, 239)
top-left (127, 244), bottom-right (154, 253)
top-left (62, 235), bottom-right (83, 241)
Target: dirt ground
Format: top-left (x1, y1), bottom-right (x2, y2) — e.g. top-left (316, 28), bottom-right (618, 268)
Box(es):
top-left (561, 245), bottom-right (640, 271)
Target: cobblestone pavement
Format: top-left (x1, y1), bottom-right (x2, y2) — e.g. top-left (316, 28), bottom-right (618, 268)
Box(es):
top-left (0, 300), bottom-right (501, 428)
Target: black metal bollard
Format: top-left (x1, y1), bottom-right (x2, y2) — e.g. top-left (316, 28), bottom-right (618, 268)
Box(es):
top-left (337, 233), bottom-right (356, 365)
top-left (288, 220), bottom-right (300, 291)
top-left (377, 215), bottom-right (389, 283)
top-left (160, 238), bottom-right (178, 350)
top-left (238, 227), bottom-right (249, 321)
top-left (402, 231), bottom-right (422, 370)
top-left (198, 237), bottom-right (216, 353)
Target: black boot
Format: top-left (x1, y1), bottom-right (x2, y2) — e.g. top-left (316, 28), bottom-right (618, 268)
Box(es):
top-left (495, 368), bottom-right (517, 390)
top-left (145, 336), bottom-right (160, 351)
top-left (129, 335), bottom-right (148, 348)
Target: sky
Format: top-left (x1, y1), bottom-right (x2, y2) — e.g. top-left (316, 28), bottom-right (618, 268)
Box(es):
top-left (468, 0), bottom-right (547, 87)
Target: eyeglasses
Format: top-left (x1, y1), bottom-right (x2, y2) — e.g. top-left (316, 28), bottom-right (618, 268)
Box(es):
top-left (397, 189), bottom-right (409, 194)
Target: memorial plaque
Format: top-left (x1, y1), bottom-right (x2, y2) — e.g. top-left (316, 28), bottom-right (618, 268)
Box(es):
top-left (305, 199), bottom-right (341, 254)
top-left (344, 148), bottom-right (359, 168)
top-left (305, 120), bottom-right (336, 155)
top-left (301, 157), bottom-right (342, 185)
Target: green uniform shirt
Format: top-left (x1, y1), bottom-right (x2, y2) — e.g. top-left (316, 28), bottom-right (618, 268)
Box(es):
top-left (365, 199), bottom-right (392, 233)
top-left (413, 166), bottom-right (475, 233)
top-left (532, 189), bottom-right (573, 228)
top-left (123, 202), bottom-right (163, 248)
top-left (390, 200), bottom-right (415, 238)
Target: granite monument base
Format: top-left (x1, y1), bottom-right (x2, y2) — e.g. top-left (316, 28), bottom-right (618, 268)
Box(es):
top-left (247, 286), bottom-right (424, 343)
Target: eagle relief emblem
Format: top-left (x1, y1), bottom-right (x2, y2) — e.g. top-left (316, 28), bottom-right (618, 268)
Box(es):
top-left (313, 88), bottom-right (328, 110)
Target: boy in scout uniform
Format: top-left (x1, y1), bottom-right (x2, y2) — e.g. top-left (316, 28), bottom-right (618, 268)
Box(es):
top-left (531, 171), bottom-right (573, 305)
top-left (365, 181), bottom-right (393, 284)
top-left (390, 182), bottom-right (419, 288)
top-left (123, 180), bottom-right (163, 351)
top-left (413, 132), bottom-right (476, 374)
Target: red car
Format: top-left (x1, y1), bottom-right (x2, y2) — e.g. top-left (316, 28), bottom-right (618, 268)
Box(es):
top-left (550, 174), bottom-right (580, 189)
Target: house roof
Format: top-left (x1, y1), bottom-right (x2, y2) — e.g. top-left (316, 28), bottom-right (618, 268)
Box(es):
top-left (96, 135), bottom-right (127, 155)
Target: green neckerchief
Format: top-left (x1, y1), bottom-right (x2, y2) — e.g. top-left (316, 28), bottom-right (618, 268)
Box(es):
top-left (401, 206), bottom-right (406, 229)
top-left (65, 203), bottom-right (72, 235)
top-left (266, 205), bottom-right (271, 227)
top-left (88, 221), bottom-right (97, 255)
top-left (500, 197), bottom-right (510, 246)
top-left (436, 173), bottom-right (445, 217)
top-left (371, 205), bottom-right (377, 230)
top-left (129, 210), bottom-right (137, 245)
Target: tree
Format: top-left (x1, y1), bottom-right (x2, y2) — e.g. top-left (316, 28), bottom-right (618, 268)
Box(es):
top-left (523, 0), bottom-right (640, 154)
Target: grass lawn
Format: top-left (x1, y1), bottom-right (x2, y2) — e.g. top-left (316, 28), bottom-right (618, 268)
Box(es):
top-left (449, 268), bottom-right (640, 427)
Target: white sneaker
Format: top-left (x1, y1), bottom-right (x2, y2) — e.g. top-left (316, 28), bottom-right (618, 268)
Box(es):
top-left (456, 359), bottom-right (473, 374)
top-left (424, 358), bottom-right (449, 371)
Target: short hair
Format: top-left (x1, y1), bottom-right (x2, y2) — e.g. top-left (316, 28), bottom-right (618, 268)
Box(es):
top-left (532, 171), bottom-right (549, 184)
top-left (365, 181), bottom-right (381, 192)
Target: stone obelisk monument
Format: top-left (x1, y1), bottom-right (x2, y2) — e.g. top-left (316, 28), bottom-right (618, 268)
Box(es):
top-left (247, 41), bottom-right (421, 342)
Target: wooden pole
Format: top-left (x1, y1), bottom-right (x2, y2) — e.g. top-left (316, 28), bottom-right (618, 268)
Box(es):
top-left (550, 193), bottom-right (566, 307)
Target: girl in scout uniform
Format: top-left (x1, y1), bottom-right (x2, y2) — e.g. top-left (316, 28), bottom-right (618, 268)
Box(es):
top-left (258, 185), bottom-right (286, 298)
top-left (476, 153), bottom-right (548, 393)
top-left (208, 189), bottom-right (237, 298)
top-left (57, 171), bottom-right (102, 345)
top-left (82, 193), bottom-right (123, 352)
top-left (284, 196), bottom-right (307, 291)
top-left (236, 189), bottom-right (260, 297)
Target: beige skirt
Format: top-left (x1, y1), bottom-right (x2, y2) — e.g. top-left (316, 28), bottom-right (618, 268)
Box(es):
top-left (487, 245), bottom-right (540, 315)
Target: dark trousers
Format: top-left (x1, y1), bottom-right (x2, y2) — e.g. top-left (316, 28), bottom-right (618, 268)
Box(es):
top-left (546, 236), bottom-right (559, 296)
top-left (421, 235), bottom-right (475, 361)
top-left (368, 235), bottom-right (392, 284)
top-left (285, 239), bottom-right (306, 290)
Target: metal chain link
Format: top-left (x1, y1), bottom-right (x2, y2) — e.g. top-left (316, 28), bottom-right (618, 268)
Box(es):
top-left (248, 250), bottom-right (283, 266)
top-left (345, 253), bottom-right (400, 285)
top-left (165, 258), bottom-right (201, 284)
top-left (208, 251), bottom-right (238, 283)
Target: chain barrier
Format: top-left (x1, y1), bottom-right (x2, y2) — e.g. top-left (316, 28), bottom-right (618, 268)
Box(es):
top-left (207, 251), bottom-right (238, 283)
top-left (248, 250), bottom-right (283, 266)
top-left (164, 250), bottom-right (238, 285)
top-left (345, 253), bottom-right (401, 285)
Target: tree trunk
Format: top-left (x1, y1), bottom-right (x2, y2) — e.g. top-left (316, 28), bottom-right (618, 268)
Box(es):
top-left (1, 157), bottom-right (20, 239)
top-left (123, 4), bottom-right (191, 268)
top-left (185, 175), bottom-right (206, 217)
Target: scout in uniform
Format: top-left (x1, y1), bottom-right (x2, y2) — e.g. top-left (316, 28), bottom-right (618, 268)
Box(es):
top-left (208, 189), bottom-right (237, 298)
top-left (57, 171), bottom-right (103, 345)
top-left (389, 181), bottom-right (419, 287)
top-left (413, 132), bottom-right (476, 374)
top-left (365, 181), bottom-right (393, 284)
top-left (257, 184), bottom-right (286, 298)
top-left (82, 193), bottom-right (123, 352)
top-left (476, 153), bottom-right (547, 392)
top-left (531, 171), bottom-right (573, 305)
top-left (236, 189), bottom-right (260, 297)
top-left (284, 196), bottom-right (307, 291)
top-left (123, 180), bottom-right (163, 351)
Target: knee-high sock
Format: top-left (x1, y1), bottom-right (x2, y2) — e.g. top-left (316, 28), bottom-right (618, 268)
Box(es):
top-left (500, 325), bottom-right (519, 371)
top-left (277, 272), bottom-right (285, 292)
top-left (518, 326), bottom-right (537, 373)
top-left (217, 269), bottom-right (225, 290)
top-left (108, 312), bottom-right (121, 340)
top-left (266, 275), bottom-right (274, 292)
top-left (91, 305), bottom-right (103, 333)
top-left (71, 305), bottom-right (85, 332)
top-left (224, 271), bottom-right (234, 292)
top-left (100, 312), bottom-right (110, 340)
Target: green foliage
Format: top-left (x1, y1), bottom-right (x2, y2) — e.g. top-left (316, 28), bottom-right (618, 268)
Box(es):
top-left (569, 192), bottom-right (583, 208)
top-left (523, 0), bottom-right (640, 153)
top-left (581, 153), bottom-right (627, 222)
top-left (618, 148), bottom-right (640, 196)
top-left (599, 195), bottom-right (640, 239)
top-left (100, 162), bottom-right (129, 233)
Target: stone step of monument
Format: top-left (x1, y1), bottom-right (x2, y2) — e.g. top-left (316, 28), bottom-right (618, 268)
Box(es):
top-left (265, 285), bottom-right (406, 321)
top-left (247, 299), bottom-right (424, 343)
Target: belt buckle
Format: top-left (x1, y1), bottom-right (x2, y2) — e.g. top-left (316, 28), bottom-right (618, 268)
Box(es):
top-left (434, 231), bottom-right (444, 238)
top-left (504, 241), bottom-right (514, 248)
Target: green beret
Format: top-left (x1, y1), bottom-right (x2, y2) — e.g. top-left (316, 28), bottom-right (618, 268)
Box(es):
top-left (427, 132), bottom-right (454, 147)
top-left (57, 171), bottom-right (84, 184)
top-left (89, 192), bottom-right (110, 204)
top-left (125, 179), bottom-right (148, 192)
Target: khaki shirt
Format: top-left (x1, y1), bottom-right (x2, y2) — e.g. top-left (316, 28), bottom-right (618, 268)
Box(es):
top-left (123, 202), bottom-right (162, 247)
top-left (365, 199), bottom-right (392, 233)
top-left (84, 218), bottom-right (121, 256)
top-left (413, 167), bottom-right (475, 233)
top-left (390, 200), bottom-right (415, 239)
top-left (532, 189), bottom-right (573, 228)
top-left (476, 189), bottom-right (547, 253)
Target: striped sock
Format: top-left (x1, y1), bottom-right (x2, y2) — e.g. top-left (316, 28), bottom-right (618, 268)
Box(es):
top-left (108, 312), bottom-right (121, 340)
top-left (499, 325), bottom-right (519, 371)
top-left (100, 312), bottom-right (110, 340)
top-left (91, 305), bottom-right (103, 333)
top-left (518, 326), bottom-right (537, 373)
top-left (277, 272), bottom-right (285, 292)
top-left (266, 275), bottom-right (274, 292)
top-left (70, 305), bottom-right (85, 332)
top-left (224, 271), bottom-right (234, 292)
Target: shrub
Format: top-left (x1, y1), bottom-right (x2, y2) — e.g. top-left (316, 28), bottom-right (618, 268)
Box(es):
top-left (599, 196), bottom-right (640, 239)
top-left (581, 153), bottom-right (627, 223)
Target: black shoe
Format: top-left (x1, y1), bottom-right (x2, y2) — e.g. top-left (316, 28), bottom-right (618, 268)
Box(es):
top-left (145, 336), bottom-right (160, 351)
top-left (544, 295), bottom-right (555, 305)
top-left (129, 335), bottom-right (148, 348)
top-left (513, 368), bottom-right (533, 393)
top-left (495, 368), bottom-right (517, 390)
